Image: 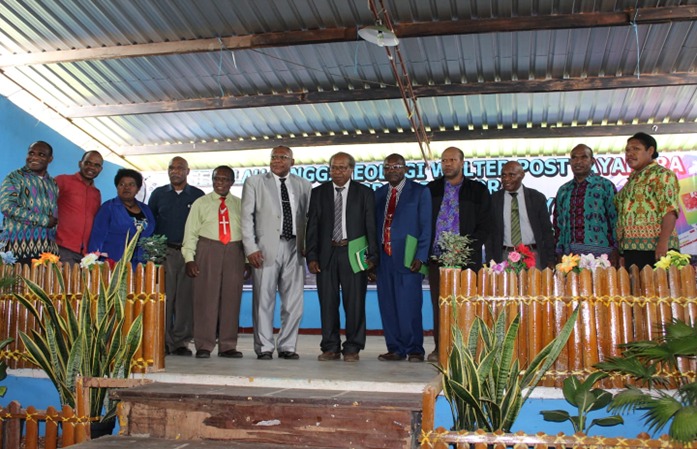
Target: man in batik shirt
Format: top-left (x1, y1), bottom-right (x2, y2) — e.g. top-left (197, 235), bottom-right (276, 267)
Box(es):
top-left (553, 144), bottom-right (618, 263)
top-left (615, 133), bottom-right (680, 269)
top-left (426, 146), bottom-right (492, 362)
top-left (0, 141), bottom-right (59, 264)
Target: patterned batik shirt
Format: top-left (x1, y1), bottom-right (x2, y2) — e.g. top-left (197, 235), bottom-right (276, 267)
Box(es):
top-left (432, 180), bottom-right (462, 256)
top-left (614, 162), bottom-right (680, 252)
top-left (553, 175), bottom-right (618, 255)
top-left (0, 166), bottom-right (59, 260)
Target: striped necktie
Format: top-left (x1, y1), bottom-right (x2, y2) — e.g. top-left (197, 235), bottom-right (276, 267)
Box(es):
top-left (510, 192), bottom-right (522, 246)
top-left (332, 187), bottom-right (344, 242)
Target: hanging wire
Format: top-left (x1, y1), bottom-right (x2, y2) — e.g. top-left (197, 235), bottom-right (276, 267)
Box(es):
top-left (216, 36), bottom-right (226, 97)
top-left (630, 1), bottom-right (641, 79)
top-left (249, 47), bottom-right (399, 89)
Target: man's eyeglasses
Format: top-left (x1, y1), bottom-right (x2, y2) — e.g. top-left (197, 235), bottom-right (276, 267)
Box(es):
top-left (271, 155), bottom-right (292, 161)
top-left (383, 164), bottom-right (405, 171)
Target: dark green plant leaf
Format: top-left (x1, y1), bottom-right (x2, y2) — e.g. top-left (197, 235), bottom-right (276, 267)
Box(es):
top-left (562, 376), bottom-right (582, 407)
top-left (588, 389), bottom-right (613, 411)
top-left (668, 406), bottom-right (697, 443)
top-left (591, 416), bottom-right (624, 427)
top-left (641, 394), bottom-right (682, 435)
top-left (607, 386), bottom-right (652, 414)
top-left (540, 410), bottom-right (571, 422)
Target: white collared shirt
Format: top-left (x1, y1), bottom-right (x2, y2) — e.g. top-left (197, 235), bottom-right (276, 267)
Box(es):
top-left (333, 181), bottom-right (350, 240)
top-left (273, 173), bottom-right (297, 227)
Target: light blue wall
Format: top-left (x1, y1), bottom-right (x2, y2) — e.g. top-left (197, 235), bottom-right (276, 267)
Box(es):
top-left (0, 95), bottom-right (121, 219)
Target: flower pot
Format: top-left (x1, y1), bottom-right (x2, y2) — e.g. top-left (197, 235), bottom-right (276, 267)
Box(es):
top-left (90, 418), bottom-right (116, 439)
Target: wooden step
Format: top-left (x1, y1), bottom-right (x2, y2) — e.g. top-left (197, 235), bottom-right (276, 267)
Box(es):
top-left (71, 435), bottom-right (316, 448)
top-left (114, 383), bottom-right (423, 449)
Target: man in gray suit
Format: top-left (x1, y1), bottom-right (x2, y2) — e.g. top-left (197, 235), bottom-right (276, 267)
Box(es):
top-left (241, 146), bottom-right (312, 360)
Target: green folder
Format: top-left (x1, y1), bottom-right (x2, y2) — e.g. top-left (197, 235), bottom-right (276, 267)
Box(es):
top-left (348, 235), bottom-right (369, 273)
top-left (405, 234), bottom-right (429, 275)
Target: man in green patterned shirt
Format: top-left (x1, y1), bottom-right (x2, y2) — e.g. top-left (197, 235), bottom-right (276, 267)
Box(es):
top-left (0, 141), bottom-right (59, 264)
top-left (615, 133), bottom-right (680, 269)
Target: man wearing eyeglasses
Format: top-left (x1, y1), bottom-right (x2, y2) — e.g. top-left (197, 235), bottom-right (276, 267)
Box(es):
top-left (54, 150), bottom-right (104, 265)
top-left (375, 154), bottom-right (431, 362)
top-left (306, 152), bottom-right (378, 362)
top-left (241, 146), bottom-right (312, 360)
top-left (427, 146), bottom-right (493, 362)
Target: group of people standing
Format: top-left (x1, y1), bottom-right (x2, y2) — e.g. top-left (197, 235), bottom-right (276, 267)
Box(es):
top-left (0, 131), bottom-right (680, 364)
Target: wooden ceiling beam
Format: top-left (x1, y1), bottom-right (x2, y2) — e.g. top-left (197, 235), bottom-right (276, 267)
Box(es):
top-left (116, 122), bottom-right (697, 156)
top-left (2, 6), bottom-right (696, 68)
top-left (65, 72), bottom-right (697, 118)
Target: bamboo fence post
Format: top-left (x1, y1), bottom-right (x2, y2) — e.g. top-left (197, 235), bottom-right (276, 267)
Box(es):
top-left (655, 268), bottom-right (673, 338)
top-left (579, 269), bottom-right (598, 374)
top-left (516, 269), bottom-right (530, 367)
top-left (640, 265), bottom-right (659, 342)
top-left (61, 404), bottom-right (76, 446)
top-left (540, 269), bottom-right (556, 386)
top-left (527, 268), bottom-right (543, 369)
top-left (6, 401), bottom-right (21, 449)
top-left (156, 264), bottom-right (167, 369)
top-left (438, 267), bottom-right (457, 367)
top-left (74, 376), bottom-right (89, 442)
top-left (45, 405), bottom-right (59, 449)
top-left (142, 262), bottom-right (157, 371)
top-left (593, 268), bottom-right (612, 365)
top-left (25, 405), bottom-right (39, 449)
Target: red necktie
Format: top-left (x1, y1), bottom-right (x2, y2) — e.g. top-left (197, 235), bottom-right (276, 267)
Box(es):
top-left (218, 196), bottom-right (230, 244)
top-left (383, 188), bottom-right (398, 256)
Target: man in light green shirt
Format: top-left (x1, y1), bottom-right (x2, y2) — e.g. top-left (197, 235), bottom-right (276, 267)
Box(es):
top-left (182, 166), bottom-right (245, 359)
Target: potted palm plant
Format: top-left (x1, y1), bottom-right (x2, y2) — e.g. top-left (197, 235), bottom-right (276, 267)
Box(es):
top-left (595, 318), bottom-right (697, 443)
top-left (14, 231), bottom-right (144, 436)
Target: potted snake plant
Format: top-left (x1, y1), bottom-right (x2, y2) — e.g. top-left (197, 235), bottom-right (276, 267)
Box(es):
top-left (14, 230), bottom-right (144, 435)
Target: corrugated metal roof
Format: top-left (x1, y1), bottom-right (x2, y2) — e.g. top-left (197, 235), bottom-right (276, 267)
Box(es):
top-left (1, 0), bottom-right (696, 170)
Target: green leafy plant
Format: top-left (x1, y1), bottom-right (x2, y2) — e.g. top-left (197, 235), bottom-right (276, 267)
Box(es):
top-left (595, 319), bottom-right (697, 443)
top-left (138, 234), bottom-right (168, 265)
top-left (15, 231), bottom-right (144, 422)
top-left (435, 232), bottom-right (473, 268)
top-left (0, 337), bottom-right (13, 397)
top-left (436, 303), bottom-right (580, 432)
top-left (540, 372), bottom-right (623, 434)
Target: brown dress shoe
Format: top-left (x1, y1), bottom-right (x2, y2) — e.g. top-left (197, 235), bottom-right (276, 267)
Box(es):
top-left (427, 350), bottom-right (439, 362)
top-left (408, 353), bottom-right (425, 362)
top-left (378, 352), bottom-right (405, 361)
top-left (317, 351), bottom-right (341, 361)
top-left (343, 352), bottom-right (360, 362)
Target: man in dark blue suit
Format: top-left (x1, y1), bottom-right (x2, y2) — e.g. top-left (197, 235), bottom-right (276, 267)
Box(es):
top-left (375, 154), bottom-right (431, 362)
top-left (306, 152), bottom-right (378, 362)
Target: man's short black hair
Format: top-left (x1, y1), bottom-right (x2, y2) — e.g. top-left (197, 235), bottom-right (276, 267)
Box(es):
top-left (629, 132), bottom-right (659, 159)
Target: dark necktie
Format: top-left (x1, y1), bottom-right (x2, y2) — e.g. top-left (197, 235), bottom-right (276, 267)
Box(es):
top-left (383, 187), bottom-right (398, 256)
top-left (333, 187), bottom-right (345, 242)
top-left (279, 178), bottom-right (293, 239)
top-left (510, 192), bottom-right (522, 246)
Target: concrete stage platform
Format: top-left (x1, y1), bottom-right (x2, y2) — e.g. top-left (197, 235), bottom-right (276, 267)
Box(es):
top-left (152, 334), bottom-right (439, 394)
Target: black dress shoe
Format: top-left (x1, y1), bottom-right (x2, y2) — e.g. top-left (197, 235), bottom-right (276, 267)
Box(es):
top-left (278, 351), bottom-right (299, 360)
top-left (218, 349), bottom-right (243, 358)
top-left (172, 346), bottom-right (193, 356)
top-left (378, 352), bottom-right (405, 361)
top-left (407, 353), bottom-right (425, 362)
top-left (257, 352), bottom-right (273, 360)
top-left (195, 350), bottom-right (211, 359)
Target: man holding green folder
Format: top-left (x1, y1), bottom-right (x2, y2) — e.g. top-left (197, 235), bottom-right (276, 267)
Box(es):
top-left (375, 154), bottom-right (432, 362)
top-left (306, 152), bottom-right (378, 362)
